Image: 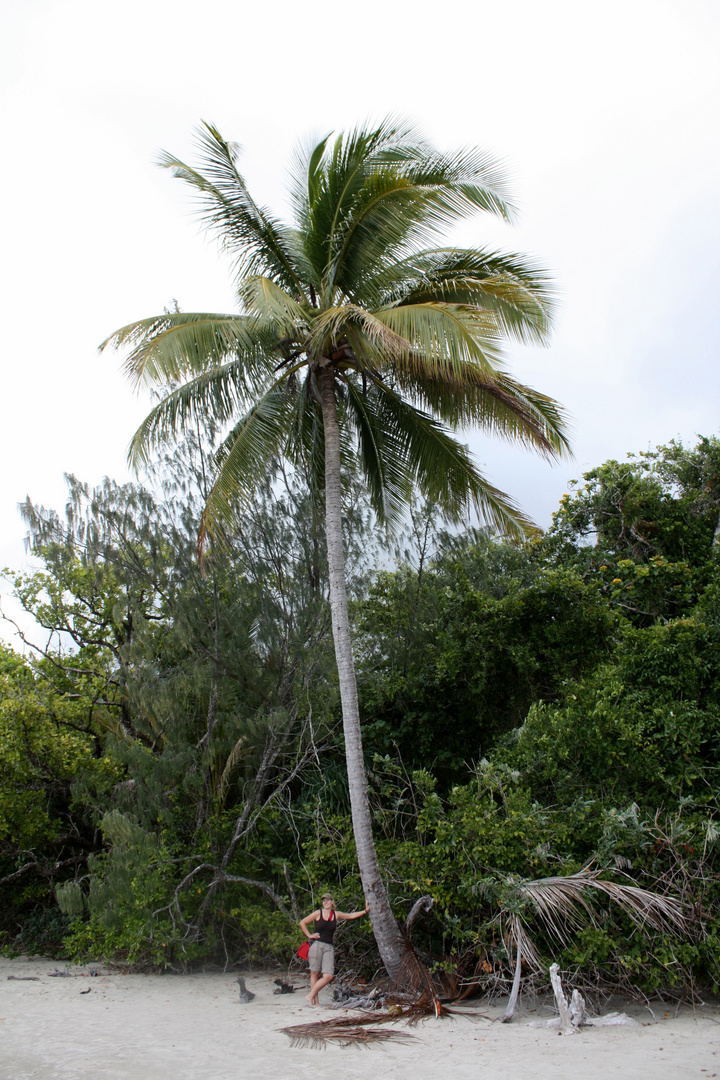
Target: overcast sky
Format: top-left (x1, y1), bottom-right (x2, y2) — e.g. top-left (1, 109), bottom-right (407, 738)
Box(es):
top-left (1, 0), bottom-right (719, 645)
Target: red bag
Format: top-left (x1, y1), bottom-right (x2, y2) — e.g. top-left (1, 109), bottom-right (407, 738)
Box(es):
top-left (297, 941), bottom-right (310, 961)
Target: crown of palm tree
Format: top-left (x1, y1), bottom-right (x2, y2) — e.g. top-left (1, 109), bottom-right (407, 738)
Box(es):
top-left (103, 118), bottom-right (569, 542)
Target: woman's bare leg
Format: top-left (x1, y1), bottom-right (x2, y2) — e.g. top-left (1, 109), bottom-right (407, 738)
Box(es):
top-left (307, 972), bottom-right (333, 1006)
top-left (305, 970), bottom-right (321, 1005)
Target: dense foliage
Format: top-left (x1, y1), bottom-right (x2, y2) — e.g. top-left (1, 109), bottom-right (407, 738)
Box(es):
top-left (2, 435), bottom-right (719, 998)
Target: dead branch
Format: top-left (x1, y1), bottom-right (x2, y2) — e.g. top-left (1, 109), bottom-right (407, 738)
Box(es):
top-left (549, 963), bottom-right (577, 1035)
top-left (404, 895), bottom-right (433, 938)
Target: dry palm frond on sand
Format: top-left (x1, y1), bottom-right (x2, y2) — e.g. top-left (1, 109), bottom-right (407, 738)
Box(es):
top-left (280, 994), bottom-right (473, 1047)
top-left (279, 1014), bottom-right (416, 1048)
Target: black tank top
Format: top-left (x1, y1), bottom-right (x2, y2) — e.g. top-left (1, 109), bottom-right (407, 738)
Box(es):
top-left (314, 910), bottom-right (336, 944)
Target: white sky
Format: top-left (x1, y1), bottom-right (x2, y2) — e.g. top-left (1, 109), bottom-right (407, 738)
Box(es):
top-left (1, 0), bottom-right (719, 645)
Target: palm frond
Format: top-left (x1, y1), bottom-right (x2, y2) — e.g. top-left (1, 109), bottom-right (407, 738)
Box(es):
top-left (284, 381), bottom-right (326, 502)
top-left (215, 736), bottom-right (250, 810)
top-left (159, 123), bottom-right (304, 295)
top-left (295, 118), bottom-right (513, 300)
top-left (299, 121), bottom-right (402, 288)
top-left (367, 385), bottom-right (537, 538)
top-left (306, 304), bottom-right (410, 363)
top-left (343, 376), bottom-right (413, 527)
top-left (238, 275), bottom-right (309, 335)
top-left (393, 368), bottom-right (571, 460)
top-left (373, 140), bottom-right (515, 223)
top-left (286, 129), bottom-right (331, 239)
top-left (502, 913), bottom-right (544, 973)
top-left (510, 868), bottom-right (691, 966)
top-left (280, 1015), bottom-right (416, 1048)
top-left (374, 302), bottom-right (505, 382)
top-left (328, 138), bottom-right (515, 297)
top-left (374, 247), bottom-right (555, 346)
top-left (393, 934), bottom-right (445, 1017)
top-left (102, 312), bottom-right (273, 392)
top-left (127, 361), bottom-right (250, 468)
top-left (198, 381), bottom-right (295, 546)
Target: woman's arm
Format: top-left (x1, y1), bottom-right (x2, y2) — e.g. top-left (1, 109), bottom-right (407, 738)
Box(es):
top-left (336, 907), bottom-right (368, 921)
top-left (299, 910), bottom-right (321, 938)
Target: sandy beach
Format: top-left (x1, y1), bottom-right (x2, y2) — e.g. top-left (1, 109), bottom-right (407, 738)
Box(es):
top-left (1, 957), bottom-right (718, 1080)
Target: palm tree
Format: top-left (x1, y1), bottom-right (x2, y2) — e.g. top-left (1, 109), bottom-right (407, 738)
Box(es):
top-left (103, 118), bottom-right (570, 983)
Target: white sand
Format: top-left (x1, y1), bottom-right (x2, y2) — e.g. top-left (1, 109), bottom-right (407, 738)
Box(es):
top-left (1, 957), bottom-right (719, 1080)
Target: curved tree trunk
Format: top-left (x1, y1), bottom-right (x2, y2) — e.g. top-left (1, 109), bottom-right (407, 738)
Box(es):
top-left (319, 363), bottom-right (407, 982)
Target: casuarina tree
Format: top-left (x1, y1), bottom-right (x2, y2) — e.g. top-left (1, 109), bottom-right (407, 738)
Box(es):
top-left (103, 118), bottom-right (570, 982)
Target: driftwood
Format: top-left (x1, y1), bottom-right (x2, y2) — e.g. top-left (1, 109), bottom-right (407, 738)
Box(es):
top-left (500, 940), bottom-right (523, 1023)
top-left (404, 895), bottom-right (434, 938)
top-left (236, 976), bottom-right (255, 1002)
top-left (529, 965), bottom-right (638, 1030)
top-left (569, 989), bottom-right (588, 1027)
top-left (549, 963), bottom-right (577, 1035)
top-left (530, 1012), bottom-right (639, 1029)
top-left (331, 984), bottom-right (384, 1010)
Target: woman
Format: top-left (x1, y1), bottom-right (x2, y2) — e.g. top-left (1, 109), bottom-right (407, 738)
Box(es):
top-left (299, 893), bottom-right (368, 1006)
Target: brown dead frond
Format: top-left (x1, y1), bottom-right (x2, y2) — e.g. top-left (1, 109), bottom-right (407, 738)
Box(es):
top-left (279, 1015), bottom-right (415, 1049)
top-left (394, 934), bottom-right (445, 1016)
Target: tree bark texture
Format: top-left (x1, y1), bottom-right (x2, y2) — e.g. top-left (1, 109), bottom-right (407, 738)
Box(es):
top-left (319, 363), bottom-right (406, 982)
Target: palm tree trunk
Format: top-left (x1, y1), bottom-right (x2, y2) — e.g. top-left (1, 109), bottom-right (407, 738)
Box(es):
top-left (319, 363), bottom-right (406, 982)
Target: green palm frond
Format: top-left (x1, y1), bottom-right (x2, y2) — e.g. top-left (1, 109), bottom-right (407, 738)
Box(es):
top-left (159, 123), bottom-right (303, 295)
top-left (394, 368), bottom-right (571, 459)
top-left (283, 375), bottom-right (359, 495)
top-left (238, 275), bottom-right (309, 334)
top-left (306, 304), bottom-right (410, 363)
top-left (127, 361), bottom-right (254, 468)
top-left (199, 382), bottom-right (295, 544)
top-left (372, 140), bottom-right (515, 223)
top-left (329, 150), bottom-right (515, 300)
top-left (342, 376), bottom-right (414, 527)
top-left (297, 121), bottom-right (404, 287)
top-left (327, 167), bottom-right (449, 297)
top-left (284, 383), bottom-right (326, 501)
top-left (286, 130), bottom-right (332, 241)
top-left (369, 385), bottom-right (536, 537)
top-left (101, 312), bottom-right (273, 392)
top-left (374, 302), bottom-right (505, 382)
top-left (375, 247), bottom-right (555, 346)
top-left (293, 119), bottom-right (513, 299)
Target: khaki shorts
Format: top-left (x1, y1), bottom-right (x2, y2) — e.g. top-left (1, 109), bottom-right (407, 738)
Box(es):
top-left (308, 941), bottom-right (335, 975)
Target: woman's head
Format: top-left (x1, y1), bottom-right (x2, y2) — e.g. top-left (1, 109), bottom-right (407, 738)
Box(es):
top-left (321, 893), bottom-right (335, 910)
